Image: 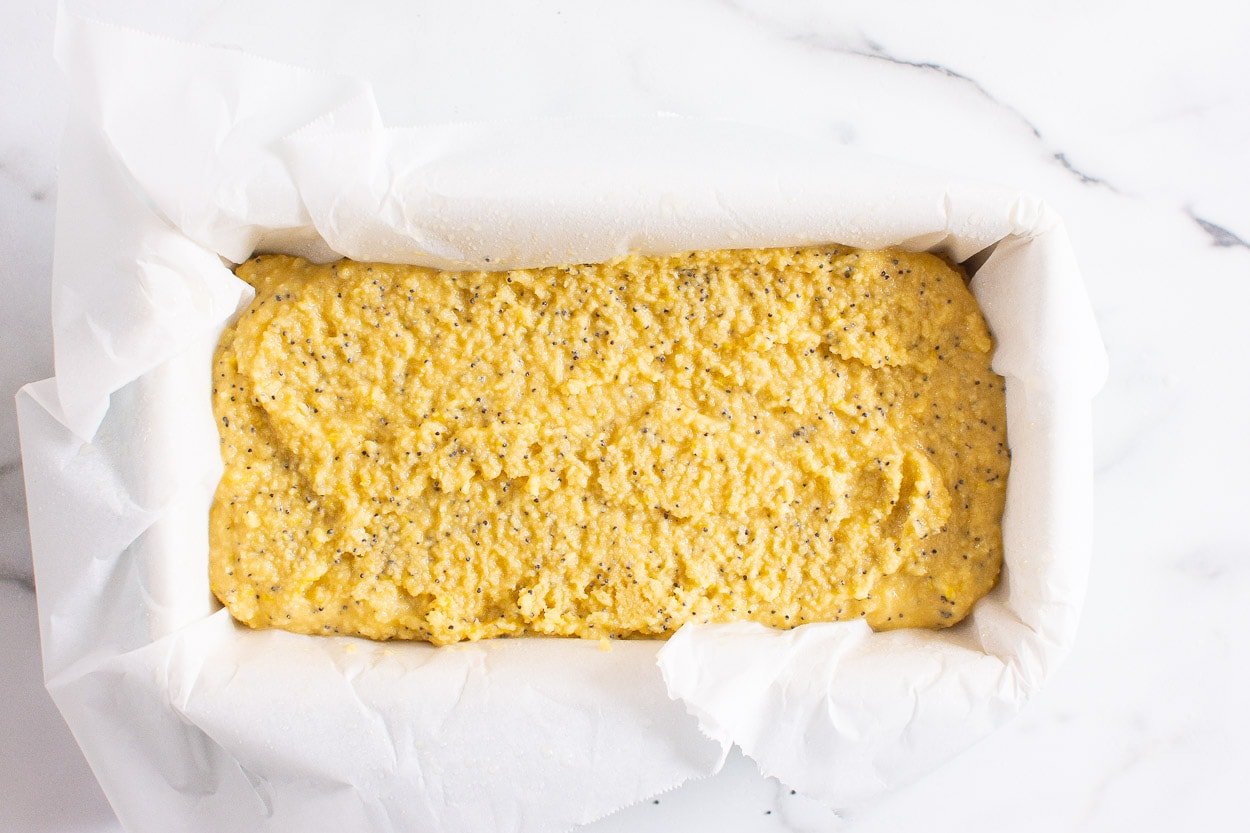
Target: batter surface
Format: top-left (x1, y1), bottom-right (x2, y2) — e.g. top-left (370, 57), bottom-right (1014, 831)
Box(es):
top-left (210, 246), bottom-right (1008, 645)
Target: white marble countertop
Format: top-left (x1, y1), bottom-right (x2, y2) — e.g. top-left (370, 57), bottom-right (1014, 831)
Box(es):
top-left (2, 1), bottom-right (1247, 831)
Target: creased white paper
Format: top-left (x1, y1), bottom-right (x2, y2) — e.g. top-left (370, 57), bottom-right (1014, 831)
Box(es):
top-left (18, 9), bottom-right (1106, 833)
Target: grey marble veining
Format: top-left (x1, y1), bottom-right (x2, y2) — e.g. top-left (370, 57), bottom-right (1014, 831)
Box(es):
top-left (0, 0), bottom-right (59, 589)
top-left (0, 458), bottom-right (34, 588)
top-left (2, 1), bottom-right (1247, 831)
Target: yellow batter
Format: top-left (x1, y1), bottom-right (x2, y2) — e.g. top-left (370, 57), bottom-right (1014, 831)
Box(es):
top-left (210, 246), bottom-right (1008, 645)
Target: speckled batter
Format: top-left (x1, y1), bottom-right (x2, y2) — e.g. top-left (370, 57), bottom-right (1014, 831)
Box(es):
top-left (210, 246), bottom-right (1008, 645)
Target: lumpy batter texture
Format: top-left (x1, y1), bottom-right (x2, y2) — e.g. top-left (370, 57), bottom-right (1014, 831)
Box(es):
top-left (210, 247), bottom-right (1009, 644)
